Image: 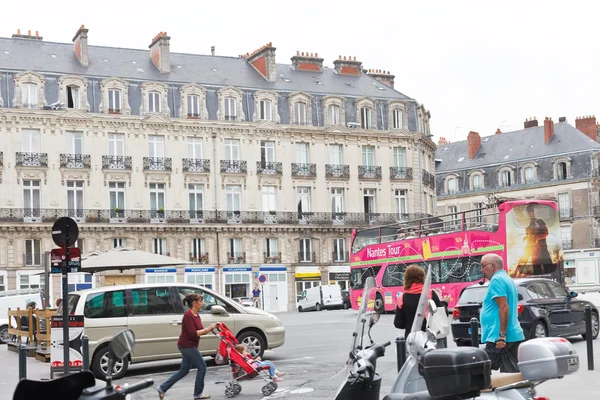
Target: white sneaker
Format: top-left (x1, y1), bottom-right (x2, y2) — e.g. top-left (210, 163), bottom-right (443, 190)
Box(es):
top-left (276, 371), bottom-right (286, 377)
top-left (273, 376), bottom-right (283, 383)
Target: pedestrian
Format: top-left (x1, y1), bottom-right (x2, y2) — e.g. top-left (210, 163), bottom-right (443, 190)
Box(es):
top-left (394, 264), bottom-right (444, 339)
top-left (252, 284), bottom-right (261, 308)
top-left (480, 253), bottom-right (525, 372)
top-left (157, 294), bottom-right (220, 400)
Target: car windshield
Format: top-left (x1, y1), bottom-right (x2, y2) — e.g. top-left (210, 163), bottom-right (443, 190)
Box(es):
top-left (459, 287), bottom-right (488, 304)
top-left (56, 294), bottom-right (80, 315)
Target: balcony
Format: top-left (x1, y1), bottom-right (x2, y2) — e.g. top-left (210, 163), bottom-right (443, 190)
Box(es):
top-left (422, 170), bottom-right (435, 188)
top-left (256, 161), bottom-right (283, 175)
top-left (358, 166), bottom-right (382, 180)
top-left (291, 163), bottom-right (317, 177)
top-left (562, 240), bottom-right (573, 250)
top-left (332, 251), bottom-right (349, 263)
top-left (264, 252), bottom-right (282, 264)
top-left (189, 252), bottom-right (209, 264)
top-left (224, 115), bottom-right (237, 121)
top-left (183, 159), bottom-right (210, 173)
top-left (102, 155), bottom-right (132, 170)
top-left (390, 167), bottom-right (413, 180)
top-left (227, 252), bottom-right (246, 264)
top-left (298, 252), bottom-right (316, 263)
top-left (221, 160), bottom-right (247, 174)
top-left (559, 208), bottom-right (573, 220)
top-left (60, 154), bottom-right (91, 169)
top-left (326, 164), bottom-right (350, 179)
top-left (16, 152), bottom-right (48, 167)
top-left (143, 157), bottom-right (172, 171)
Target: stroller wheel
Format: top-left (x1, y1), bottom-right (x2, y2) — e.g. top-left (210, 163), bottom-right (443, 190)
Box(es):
top-left (233, 383), bottom-right (242, 394)
top-left (269, 381), bottom-right (278, 391)
top-left (225, 386), bottom-right (236, 398)
top-left (261, 384), bottom-right (274, 397)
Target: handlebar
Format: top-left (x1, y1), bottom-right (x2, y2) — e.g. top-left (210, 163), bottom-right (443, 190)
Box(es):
top-left (365, 341), bottom-right (391, 366)
top-left (121, 378), bottom-right (154, 395)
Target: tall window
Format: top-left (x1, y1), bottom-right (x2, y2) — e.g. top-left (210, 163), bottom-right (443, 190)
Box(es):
top-left (148, 135), bottom-right (165, 159)
top-left (472, 174), bottom-right (482, 190)
top-left (392, 109), bottom-right (403, 130)
top-left (363, 189), bottom-right (376, 214)
top-left (67, 181), bottom-right (84, 218)
top-left (224, 97), bottom-right (237, 120)
top-left (557, 162), bottom-right (567, 180)
top-left (108, 133), bottom-right (124, 156)
top-left (66, 131), bottom-right (84, 155)
top-left (187, 94), bottom-right (200, 118)
top-left (261, 141), bottom-right (276, 163)
top-left (265, 238), bottom-right (278, 258)
top-left (189, 184), bottom-right (204, 217)
top-left (295, 102), bottom-right (307, 125)
top-left (447, 177), bottom-right (457, 193)
top-left (112, 238), bottom-right (126, 248)
top-left (262, 186), bottom-right (277, 212)
top-left (299, 238), bottom-right (312, 262)
top-left (297, 187), bottom-right (311, 214)
top-left (362, 146), bottom-right (375, 167)
top-left (22, 129), bottom-right (41, 153)
top-left (328, 104), bottom-right (340, 125)
top-left (333, 238), bottom-right (346, 262)
top-left (149, 183), bottom-right (166, 213)
top-left (360, 107), bottom-right (372, 129)
top-left (393, 147), bottom-right (405, 168)
top-left (260, 100), bottom-right (273, 121)
top-left (558, 193), bottom-right (571, 218)
top-left (23, 180), bottom-right (41, 218)
top-left (229, 238), bottom-right (243, 257)
top-left (224, 139), bottom-right (240, 161)
top-left (25, 239), bottom-right (41, 266)
top-left (501, 170), bottom-right (512, 186)
top-left (561, 225), bottom-right (572, 249)
top-left (449, 206), bottom-right (459, 227)
top-left (109, 182), bottom-right (126, 212)
top-left (187, 137), bottom-right (203, 159)
top-left (296, 143), bottom-right (309, 164)
top-left (329, 145), bottom-right (343, 165)
top-left (395, 189), bottom-right (407, 217)
top-left (226, 185), bottom-right (242, 213)
top-left (152, 238), bottom-right (167, 255)
top-left (191, 238), bottom-right (206, 260)
top-left (148, 91), bottom-right (161, 113)
top-left (67, 86), bottom-right (80, 109)
top-left (524, 167), bottom-right (535, 184)
top-left (331, 188), bottom-right (344, 214)
top-left (22, 83), bottom-right (38, 108)
top-left (474, 202), bottom-right (484, 224)
top-left (108, 89), bottom-right (121, 113)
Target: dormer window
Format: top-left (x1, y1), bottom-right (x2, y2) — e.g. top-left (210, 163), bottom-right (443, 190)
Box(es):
top-left (447, 177), bottom-right (457, 194)
top-left (295, 102), bottom-right (307, 125)
top-left (100, 77), bottom-right (130, 115)
top-left (289, 92), bottom-right (313, 126)
top-left (140, 82), bottom-right (169, 116)
top-left (552, 157), bottom-right (571, 181)
top-left (58, 75), bottom-right (88, 112)
top-left (323, 95), bottom-right (346, 127)
top-left (360, 107), bottom-right (372, 129)
top-left (253, 91), bottom-right (279, 123)
top-left (108, 89), bottom-right (121, 114)
top-left (392, 109), bottom-right (403, 129)
top-left (22, 83), bottom-right (38, 109)
top-left (224, 97), bottom-right (237, 120)
top-left (14, 71), bottom-right (45, 109)
top-left (217, 87), bottom-right (245, 122)
top-left (524, 166), bottom-right (535, 184)
top-left (187, 94), bottom-right (200, 118)
top-left (67, 86), bottom-right (80, 109)
top-left (180, 84), bottom-right (207, 120)
top-left (148, 91), bottom-right (161, 113)
top-left (260, 100), bottom-right (273, 121)
top-left (557, 162), bottom-right (567, 180)
top-left (501, 170), bottom-right (512, 186)
top-left (328, 105), bottom-right (340, 125)
top-left (356, 97), bottom-right (376, 130)
top-left (472, 174), bottom-right (483, 190)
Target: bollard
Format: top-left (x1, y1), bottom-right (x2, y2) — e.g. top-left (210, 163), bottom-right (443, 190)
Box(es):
top-left (82, 335), bottom-right (90, 371)
top-left (585, 305), bottom-right (594, 371)
top-left (396, 336), bottom-right (407, 372)
top-left (19, 344), bottom-right (27, 381)
top-left (470, 317), bottom-right (479, 348)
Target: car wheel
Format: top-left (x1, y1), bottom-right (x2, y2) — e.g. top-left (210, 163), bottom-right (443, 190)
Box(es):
top-left (316, 303), bottom-right (321, 311)
top-left (237, 331), bottom-right (266, 359)
top-left (0, 325), bottom-right (9, 344)
top-left (374, 294), bottom-right (385, 314)
top-left (298, 306), bottom-right (303, 313)
top-left (582, 311), bottom-right (599, 340)
top-left (531, 320), bottom-right (548, 339)
top-left (91, 344), bottom-right (129, 380)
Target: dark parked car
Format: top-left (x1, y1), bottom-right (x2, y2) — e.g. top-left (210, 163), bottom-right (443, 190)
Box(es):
top-left (341, 290), bottom-right (351, 310)
top-left (451, 278), bottom-right (599, 346)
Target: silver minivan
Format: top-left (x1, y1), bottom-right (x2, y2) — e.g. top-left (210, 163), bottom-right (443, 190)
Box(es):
top-left (60, 283), bottom-right (286, 379)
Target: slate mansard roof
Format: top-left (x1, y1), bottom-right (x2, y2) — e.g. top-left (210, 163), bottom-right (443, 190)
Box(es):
top-left (435, 123), bottom-right (600, 173)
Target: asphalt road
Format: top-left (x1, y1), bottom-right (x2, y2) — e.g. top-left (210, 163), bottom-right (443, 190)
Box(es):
top-left (4, 308), bottom-right (600, 399)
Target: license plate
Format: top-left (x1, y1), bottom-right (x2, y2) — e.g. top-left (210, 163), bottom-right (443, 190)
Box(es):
top-left (468, 327), bottom-right (482, 335)
top-left (567, 357), bottom-right (578, 371)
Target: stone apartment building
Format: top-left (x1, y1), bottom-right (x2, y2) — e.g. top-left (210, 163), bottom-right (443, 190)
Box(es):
top-left (435, 116), bottom-right (600, 257)
top-left (0, 27), bottom-right (435, 311)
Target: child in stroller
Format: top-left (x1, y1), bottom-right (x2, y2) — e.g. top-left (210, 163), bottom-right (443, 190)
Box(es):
top-left (235, 344), bottom-right (286, 382)
top-left (214, 323), bottom-right (282, 398)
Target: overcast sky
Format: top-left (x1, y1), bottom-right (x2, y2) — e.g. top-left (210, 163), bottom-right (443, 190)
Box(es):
top-left (3, 1), bottom-right (597, 143)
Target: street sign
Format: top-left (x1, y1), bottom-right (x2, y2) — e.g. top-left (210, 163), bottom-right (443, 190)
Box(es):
top-left (50, 248), bottom-right (82, 273)
top-left (51, 217), bottom-right (79, 248)
top-left (258, 274), bottom-right (267, 284)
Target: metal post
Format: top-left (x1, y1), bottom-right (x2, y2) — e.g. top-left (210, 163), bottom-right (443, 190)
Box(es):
top-left (82, 335), bottom-right (90, 371)
top-left (585, 305), bottom-right (594, 371)
top-left (19, 344), bottom-right (27, 381)
top-left (43, 251), bottom-right (50, 309)
top-left (62, 227), bottom-right (70, 375)
top-left (395, 336), bottom-right (406, 372)
top-left (470, 317), bottom-right (479, 348)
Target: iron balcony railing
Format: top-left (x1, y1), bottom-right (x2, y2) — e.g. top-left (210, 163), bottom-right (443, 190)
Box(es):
top-left (292, 163), bottom-right (317, 177)
top-left (227, 252), bottom-right (246, 264)
top-left (562, 240), bottom-right (573, 250)
top-left (358, 166), bottom-right (382, 179)
top-left (263, 252), bottom-right (282, 263)
top-left (559, 208), bottom-right (573, 220)
top-left (390, 167), bottom-right (413, 180)
top-left (332, 251), bottom-right (349, 262)
top-left (298, 252), bottom-right (316, 263)
top-left (60, 154), bottom-right (91, 169)
top-left (189, 252), bottom-right (209, 264)
top-left (422, 170), bottom-right (435, 187)
top-left (256, 161), bottom-right (283, 175)
top-left (221, 160), bottom-right (247, 173)
top-left (143, 157), bottom-right (172, 171)
top-left (325, 164), bottom-right (350, 179)
top-left (102, 155), bottom-right (132, 170)
top-left (183, 159), bottom-right (210, 173)
top-left (0, 208), bottom-right (430, 226)
top-left (16, 152), bottom-right (48, 167)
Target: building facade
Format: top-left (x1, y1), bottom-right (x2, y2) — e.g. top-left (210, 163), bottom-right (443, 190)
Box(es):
top-left (435, 117), bottom-right (600, 281)
top-left (0, 28), bottom-right (435, 311)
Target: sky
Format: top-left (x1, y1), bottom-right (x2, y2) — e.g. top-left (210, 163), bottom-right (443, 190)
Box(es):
top-left (3, 0), bottom-right (598, 143)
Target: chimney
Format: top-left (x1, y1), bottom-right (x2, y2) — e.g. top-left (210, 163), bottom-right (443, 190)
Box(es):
top-left (12, 28), bottom-right (43, 40)
top-left (467, 131), bottom-right (481, 159)
top-left (72, 25), bottom-right (89, 67)
top-left (438, 137), bottom-right (449, 145)
top-left (149, 32), bottom-right (171, 73)
top-left (211, 46), bottom-right (215, 56)
top-left (367, 69), bottom-right (395, 88)
top-left (291, 51), bottom-right (324, 72)
top-left (495, 128), bottom-right (502, 135)
top-left (544, 117), bottom-right (555, 144)
top-left (575, 115), bottom-right (597, 141)
top-left (333, 55), bottom-right (363, 76)
top-left (524, 117), bottom-right (538, 129)
top-left (243, 42), bottom-right (277, 82)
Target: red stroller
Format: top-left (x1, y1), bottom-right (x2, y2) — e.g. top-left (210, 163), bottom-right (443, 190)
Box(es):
top-left (213, 324), bottom-right (279, 398)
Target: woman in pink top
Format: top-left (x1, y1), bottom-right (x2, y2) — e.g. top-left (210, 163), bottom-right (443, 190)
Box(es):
top-left (157, 293), bottom-right (220, 400)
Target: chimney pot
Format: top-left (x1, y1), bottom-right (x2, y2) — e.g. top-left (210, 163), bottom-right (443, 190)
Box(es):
top-left (496, 128), bottom-right (502, 135)
top-left (73, 24), bottom-right (89, 67)
top-left (544, 116), bottom-right (555, 144)
top-left (17, 29), bottom-right (21, 35)
top-left (149, 31), bottom-right (171, 73)
top-left (315, 53), bottom-right (318, 57)
top-left (467, 131), bottom-right (481, 159)
top-left (575, 114), bottom-right (597, 141)
top-left (28, 30), bottom-right (31, 36)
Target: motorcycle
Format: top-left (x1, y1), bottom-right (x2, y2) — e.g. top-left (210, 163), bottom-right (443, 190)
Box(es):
top-left (13, 329), bottom-right (153, 400)
top-left (336, 267), bottom-right (581, 400)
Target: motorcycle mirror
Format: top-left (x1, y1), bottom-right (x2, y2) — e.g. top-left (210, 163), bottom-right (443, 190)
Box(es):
top-left (428, 299), bottom-right (438, 315)
top-left (369, 312), bottom-right (380, 328)
top-left (109, 329), bottom-right (136, 360)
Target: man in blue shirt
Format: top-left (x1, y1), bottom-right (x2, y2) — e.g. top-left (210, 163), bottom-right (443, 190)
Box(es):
top-left (480, 254), bottom-right (525, 371)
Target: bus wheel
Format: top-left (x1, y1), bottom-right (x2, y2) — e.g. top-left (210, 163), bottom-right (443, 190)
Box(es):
top-left (374, 294), bottom-right (385, 314)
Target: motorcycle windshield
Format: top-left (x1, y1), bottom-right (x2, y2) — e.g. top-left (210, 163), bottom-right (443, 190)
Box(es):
top-left (409, 263), bottom-right (432, 336)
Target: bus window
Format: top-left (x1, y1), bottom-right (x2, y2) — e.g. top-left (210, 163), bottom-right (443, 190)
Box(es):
top-left (351, 229), bottom-right (379, 253)
top-left (350, 266), bottom-right (382, 289)
top-left (382, 264), bottom-right (406, 287)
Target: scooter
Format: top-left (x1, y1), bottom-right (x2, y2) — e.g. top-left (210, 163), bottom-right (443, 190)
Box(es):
top-left (13, 329), bottom-right (153, 400)
top-left (335, 270), bottom-right (581, 400)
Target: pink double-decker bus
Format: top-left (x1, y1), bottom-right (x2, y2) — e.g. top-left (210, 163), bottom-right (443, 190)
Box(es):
top-left (349, 199), bottom-right (565, 312)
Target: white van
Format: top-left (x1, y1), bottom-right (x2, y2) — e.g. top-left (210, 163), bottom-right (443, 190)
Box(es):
top-left (0, 289), bottom-right (45, 344)
top-left (297, 285), bottom-right (343, 312)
